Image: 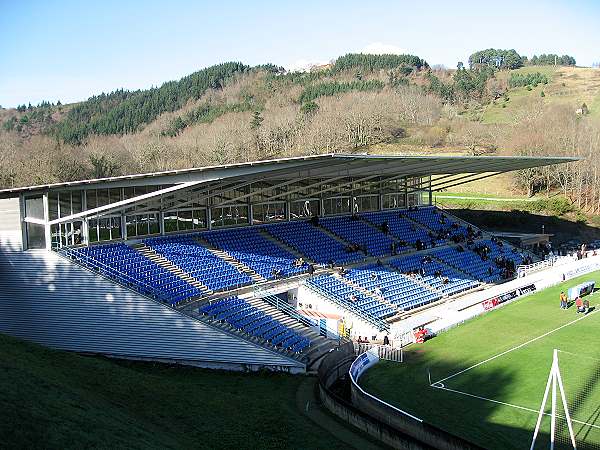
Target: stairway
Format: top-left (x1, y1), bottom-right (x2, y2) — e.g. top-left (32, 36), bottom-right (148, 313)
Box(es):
top-left (259, 229), bottom-right (313, 264)
top-left (133, 243), bottom-right (213, 296)
top-left (194, 237), bottom-right (266, 283)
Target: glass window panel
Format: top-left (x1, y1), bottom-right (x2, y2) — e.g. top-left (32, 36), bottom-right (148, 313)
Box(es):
top-left (111, 217), bottom-right (122, 240)
top-left (192, 209), bottom-right (206, 229)
top-left (323, 197), bottom-right (351, 216)
top-left (59, 191), bottom-right (71, 217)
top-left (98, 218), bottom-right (111, 241)
top-left (123, 187), bottom-right (135, 200)
top-left (136, 215), bottom-right (149, 236)
top-left (71, 191), bottom-right (82, 214)
top-left (178, 210), bottom-right (193, 231)
top-left (88, 218), bottom-right (99, 243)
top-left (148, 213), bottom-right (159, 235)
top-left (109, 188), bottom-right (121, 204)
top-left (26, 222), bottom-right (45, 249)
top-left (97, 189), bottom-right (109, 208)
top-left (164, 211), bottom-right (178, 233)
top-left (290, 199), bottom-right (320, 219)
top-left (126, 216), bottom-right (136, 237)
top-left (86, 190), bottom-right (97, 210)
top-left (72, 221), bottom-right (83, 245)
top-left (50, 224), bottom-right (60, 249)
top-left (383, 193), bottom-right (406, 209)
top-left (49, 193), bottom-right (59, 221)
top-left (25, 196), bottom-right (44, 220)
top-left (354, 195), bottom-right (378, 213)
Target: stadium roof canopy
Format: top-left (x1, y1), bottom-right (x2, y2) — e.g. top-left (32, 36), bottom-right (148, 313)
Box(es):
top-left (0, 153), bottom-right (579, 198)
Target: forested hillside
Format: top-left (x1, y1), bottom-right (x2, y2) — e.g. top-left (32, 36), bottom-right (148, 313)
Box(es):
top-left (1, 49), bottom-right (599, 216)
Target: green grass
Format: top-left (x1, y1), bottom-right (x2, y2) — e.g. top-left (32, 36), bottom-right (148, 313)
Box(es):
top-left (360, 271), bottom-right (600, 449)
top-left (0, 332), bottom-right (349, 449)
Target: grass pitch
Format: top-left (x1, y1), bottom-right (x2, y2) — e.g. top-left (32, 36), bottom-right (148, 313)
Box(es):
top-left (360, 271), bottom-right (600, 450)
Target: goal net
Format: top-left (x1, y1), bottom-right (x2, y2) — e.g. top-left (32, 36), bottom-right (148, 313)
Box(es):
top-left (531, 349), bottom-right (600, 450)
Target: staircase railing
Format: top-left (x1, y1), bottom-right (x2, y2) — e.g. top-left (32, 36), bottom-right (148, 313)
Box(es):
top-left (59, 247), bottom-right (181, 304)
top-left (304, 281), bottom-right (389, 332)
top-left (253, 290), bottom-right (348, 344)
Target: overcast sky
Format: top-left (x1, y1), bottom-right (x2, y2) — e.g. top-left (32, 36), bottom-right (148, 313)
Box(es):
top-left (1, 0), bottom-right (599, 107)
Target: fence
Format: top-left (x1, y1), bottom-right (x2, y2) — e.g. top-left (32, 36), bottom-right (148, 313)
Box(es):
top-left (354, 343), bottom-right (404, 363)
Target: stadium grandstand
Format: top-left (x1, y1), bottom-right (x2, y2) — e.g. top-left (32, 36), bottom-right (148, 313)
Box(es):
top-left (0, 153), bottom-right (576, 373)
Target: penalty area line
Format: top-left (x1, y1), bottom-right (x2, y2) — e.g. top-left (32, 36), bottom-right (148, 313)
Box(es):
top-left (431, 384), bottom-right (600, 431)
top-left (430, 307), bottom-right (598, 387)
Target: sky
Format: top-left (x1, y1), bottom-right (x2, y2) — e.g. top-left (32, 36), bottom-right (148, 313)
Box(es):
top-left (1, 0), bottom-right (599, 107)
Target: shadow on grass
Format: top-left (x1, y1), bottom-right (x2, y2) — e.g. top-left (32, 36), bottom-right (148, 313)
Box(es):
top-left (358, 356), bottom-right (573, 450)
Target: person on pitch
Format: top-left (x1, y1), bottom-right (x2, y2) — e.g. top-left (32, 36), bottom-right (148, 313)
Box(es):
top-left (559, 291), bottom-right (567, 309)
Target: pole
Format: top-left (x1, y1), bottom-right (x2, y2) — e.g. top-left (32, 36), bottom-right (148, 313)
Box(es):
top-left (530, 355), bottom-right (555, 450)
top-left (550, 349), bottom-right (558, 450)
top-left (556, 351), bottom-right (577, 449)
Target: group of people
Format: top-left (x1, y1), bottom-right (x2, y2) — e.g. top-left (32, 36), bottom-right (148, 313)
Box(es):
top-left (559, 290), bottom-right (591, 314)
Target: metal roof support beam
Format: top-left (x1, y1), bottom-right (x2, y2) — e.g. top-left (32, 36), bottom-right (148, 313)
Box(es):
top-left (428, 173), bottom-right (480, 190)
top-left (209, 177), bottom-right (305, 208)
top-left (431, 172), bottom-right (503, 191)
top-left (48, 181), bottom-right (204, 225)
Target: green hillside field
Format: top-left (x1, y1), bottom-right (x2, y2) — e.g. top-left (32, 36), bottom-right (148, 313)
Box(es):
top-left (360, 270), bottom-right (600, 450)
top-left (0, 332), bottom-right (357, 450)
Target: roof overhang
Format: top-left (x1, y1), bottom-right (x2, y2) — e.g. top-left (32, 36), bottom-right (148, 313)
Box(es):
top-left (0, 153), bottom-right (579, 198)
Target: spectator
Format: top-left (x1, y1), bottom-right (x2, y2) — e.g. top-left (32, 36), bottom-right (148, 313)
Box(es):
top-left (383, 335), bottom-right (390, 346)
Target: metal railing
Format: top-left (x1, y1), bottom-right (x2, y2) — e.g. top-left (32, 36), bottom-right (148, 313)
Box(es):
top-left (354, 342), bottom-right (404, 362)
top-left (59, 247), bottom-right (305, 361)
top-left (60, 247), bottom-right (172, 303)
top-left (254, 290), bottom-right (347, 343)
top-left (304, 281), bottom-right (389, 332)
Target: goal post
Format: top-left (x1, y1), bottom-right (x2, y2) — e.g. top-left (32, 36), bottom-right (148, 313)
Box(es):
top-left (531, 349), bottom-right (577, 450)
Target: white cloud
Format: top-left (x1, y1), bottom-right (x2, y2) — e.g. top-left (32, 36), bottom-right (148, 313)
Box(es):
top-left (285, 59), bottom-right (330, 73)
top-left (360, 42), bottom-right (408, 55)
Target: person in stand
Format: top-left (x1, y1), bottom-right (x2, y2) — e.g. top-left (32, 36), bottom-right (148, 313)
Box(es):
top-left (357, 336), bottom-right (363, 343)
top-left (559, 291), bottom-right (567, 309)
top-left (383, 335), bottom-right (390, 346)
top-left (307, 264), bottom-right (315, 275)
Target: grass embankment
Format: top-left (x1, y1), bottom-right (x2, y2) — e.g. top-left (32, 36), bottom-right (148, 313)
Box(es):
top-left (361, 271), bottom-right (600, 449)
top-left (480, 66), bottom-right (600, 123)
top-left (0, 332), bottom-right (350, 449)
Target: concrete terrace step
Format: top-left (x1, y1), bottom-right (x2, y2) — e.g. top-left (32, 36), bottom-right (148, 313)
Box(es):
top-left (133, 243), bottom-right (212, 295)
top-left (314, 223), bottom-right (355, 247)
top-left (194, 237), bottom-right (266, 283)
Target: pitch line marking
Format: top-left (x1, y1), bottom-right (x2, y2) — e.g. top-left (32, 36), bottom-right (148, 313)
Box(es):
top-left (432, 384), bottom-right (600, 431)
top-left (431, 307), bottom-right (598, 387)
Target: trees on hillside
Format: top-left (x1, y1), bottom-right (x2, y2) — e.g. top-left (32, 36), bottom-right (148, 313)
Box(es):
top-left (332, 53), bottom-right (429, 72)
top-left (55, 62), bottom-right (250, 144)
top-left (529, 54), bottom-right (576, 66)
top-left (468, 49), bottom-right (524, 70)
